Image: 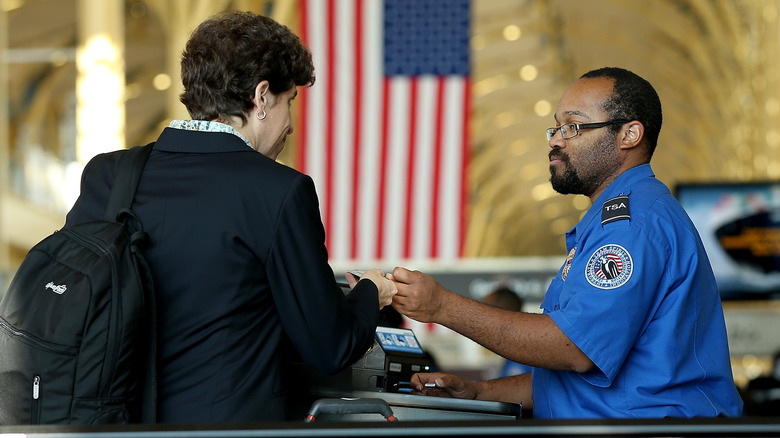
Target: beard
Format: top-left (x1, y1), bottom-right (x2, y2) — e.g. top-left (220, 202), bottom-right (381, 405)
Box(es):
top-left (549, 154), bottom-right (587, 195)
top-left (549, 131), bottom-right (620, 196)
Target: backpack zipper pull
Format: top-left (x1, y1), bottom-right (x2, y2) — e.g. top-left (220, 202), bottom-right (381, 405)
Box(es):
top-left (33, 375), bottom-right (40, 399)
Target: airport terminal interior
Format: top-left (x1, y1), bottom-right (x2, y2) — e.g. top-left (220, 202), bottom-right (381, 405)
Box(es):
top-left (2, 0), bottom-right (780, 427)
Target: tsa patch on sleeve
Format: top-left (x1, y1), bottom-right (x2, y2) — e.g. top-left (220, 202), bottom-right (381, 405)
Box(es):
top-left (585, 244), bottom-right (633, 289)
top-left (602, 195), bottom-right (630, 225)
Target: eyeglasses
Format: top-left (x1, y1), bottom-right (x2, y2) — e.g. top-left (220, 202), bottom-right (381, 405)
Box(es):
top-left (546, 120), bottom-right (630, 141)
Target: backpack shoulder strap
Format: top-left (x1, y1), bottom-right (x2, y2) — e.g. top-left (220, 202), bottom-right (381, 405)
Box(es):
top-left (104, 143), bottom-right (154, 222)
top-left (102, 142), bottom-right (157, 422)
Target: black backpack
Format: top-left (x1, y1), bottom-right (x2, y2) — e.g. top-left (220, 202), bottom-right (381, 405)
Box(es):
top-left (0, 144), bottom-right (156, 425)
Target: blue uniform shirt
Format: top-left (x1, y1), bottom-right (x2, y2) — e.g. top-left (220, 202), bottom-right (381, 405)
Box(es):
top-left (532, 165), bottom-right (743, 418)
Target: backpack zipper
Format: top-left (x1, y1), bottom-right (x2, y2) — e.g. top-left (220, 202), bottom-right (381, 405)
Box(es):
top-left (1, 319), bottom-right (77, 424)
top-left (0, 318), bottom-right (78, 354)
top-left (61, 227), bottom-right (123, 398)
top-left (31, 375), bottom-right (41, 424)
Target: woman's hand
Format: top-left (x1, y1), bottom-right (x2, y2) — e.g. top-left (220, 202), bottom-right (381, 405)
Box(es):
top-left (348, 269), bottom-right (397, 309)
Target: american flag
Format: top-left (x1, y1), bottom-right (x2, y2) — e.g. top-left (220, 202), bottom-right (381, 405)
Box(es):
top-left (296, 0), bottom-right (471, 263)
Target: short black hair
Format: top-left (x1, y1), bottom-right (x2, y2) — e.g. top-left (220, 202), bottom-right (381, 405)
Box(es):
top-left (484, 286), bottom-right (524, 312)
top-left (581, 67), bottom-right (663, 158)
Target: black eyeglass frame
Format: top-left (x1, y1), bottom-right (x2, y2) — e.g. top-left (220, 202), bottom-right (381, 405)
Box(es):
top-left (546, 119), bottom-right (631, 141)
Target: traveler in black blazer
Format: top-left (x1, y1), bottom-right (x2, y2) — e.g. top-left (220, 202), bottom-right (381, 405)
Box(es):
top-left (64, 11), bottom-right (396, 424)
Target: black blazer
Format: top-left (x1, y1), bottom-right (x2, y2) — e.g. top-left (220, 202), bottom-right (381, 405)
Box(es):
top-left (65, 127), bottom-right (379, 423)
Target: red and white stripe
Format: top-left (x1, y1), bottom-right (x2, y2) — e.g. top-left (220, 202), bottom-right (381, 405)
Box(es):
top-left (297, 0), bottom-right (470, 263)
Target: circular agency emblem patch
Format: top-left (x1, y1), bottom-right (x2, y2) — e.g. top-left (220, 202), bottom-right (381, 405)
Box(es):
top-left (585, 244), bottom-right (633, 289)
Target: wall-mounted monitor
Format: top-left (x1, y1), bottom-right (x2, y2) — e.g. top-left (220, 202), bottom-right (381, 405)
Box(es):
top-left (676, 182), bottom-right (780, 299)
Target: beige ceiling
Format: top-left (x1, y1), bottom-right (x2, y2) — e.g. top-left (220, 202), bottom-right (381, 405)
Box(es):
top-left (467, 0), bottom-right (780, 256)
top-left (4, 0), bottom-right (779, 258)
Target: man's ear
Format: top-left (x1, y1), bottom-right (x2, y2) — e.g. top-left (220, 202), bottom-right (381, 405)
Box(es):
top-left (619, 121), bottom-right (644, 150)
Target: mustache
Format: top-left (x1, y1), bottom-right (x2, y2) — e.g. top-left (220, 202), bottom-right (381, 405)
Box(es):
top-left (549, 150), bottom-right (568, 162)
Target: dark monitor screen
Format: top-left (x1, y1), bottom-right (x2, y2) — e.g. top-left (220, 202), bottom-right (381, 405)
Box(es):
top-left (375, 327), bottom-right (424, 355)
top-left (676, 182), bottom-right (780, 299)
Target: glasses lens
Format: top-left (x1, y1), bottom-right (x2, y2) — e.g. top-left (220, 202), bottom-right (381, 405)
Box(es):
top-left (560, 123), bottom-right (576, 139)
top-left (546, 128), bottom-right (557, 140)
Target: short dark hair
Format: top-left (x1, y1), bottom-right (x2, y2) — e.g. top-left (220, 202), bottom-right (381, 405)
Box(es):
top-left (179, 11), bottom-right (316, 124)
top-left (484, 286), bottom-right (524, 312)
top-left (580, 67), bottom-right (663, 158)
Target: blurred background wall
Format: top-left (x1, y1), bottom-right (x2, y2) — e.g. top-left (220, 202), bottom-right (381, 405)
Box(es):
top-left (2, 0), bottom-right (780, 408)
